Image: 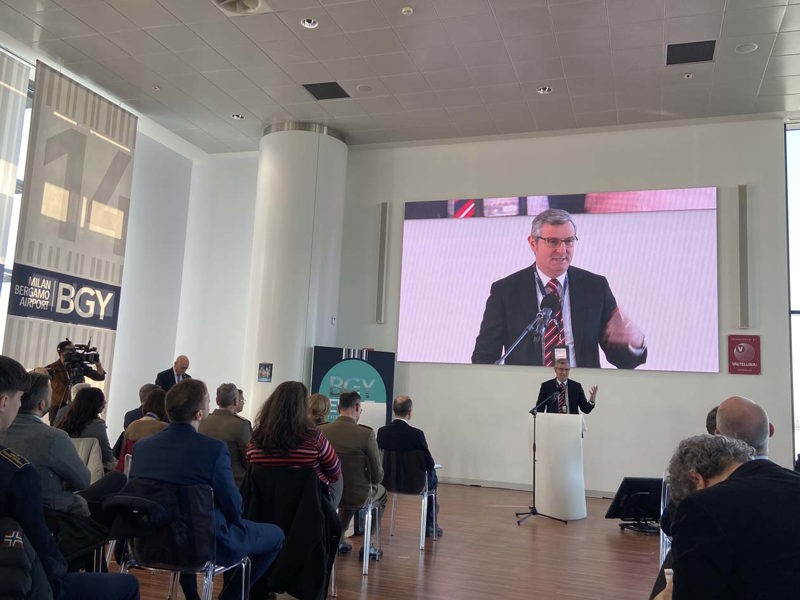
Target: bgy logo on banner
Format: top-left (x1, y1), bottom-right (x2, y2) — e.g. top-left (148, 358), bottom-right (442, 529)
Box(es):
top-left (8, 263), bottom-right (120, 330)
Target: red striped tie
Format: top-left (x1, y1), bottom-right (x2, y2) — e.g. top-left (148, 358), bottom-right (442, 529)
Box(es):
top-left (543, 279), bottom-right (564, 366)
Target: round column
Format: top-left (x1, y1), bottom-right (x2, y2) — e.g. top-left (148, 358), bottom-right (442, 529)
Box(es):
top-left (244, 123), bottom-right (348, 395)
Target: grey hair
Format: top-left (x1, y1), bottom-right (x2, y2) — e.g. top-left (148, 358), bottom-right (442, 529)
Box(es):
top-left (530, 208), bottom-right (576, 238)
top-left (667, 434), bottom-right (753, 505)
top-left (216, 383), bottom-right (239, 408)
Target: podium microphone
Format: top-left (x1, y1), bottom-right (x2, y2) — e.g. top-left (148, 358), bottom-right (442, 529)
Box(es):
top-left (529, 391), bottom-right (559, 415)
top-left (535, 293), bottom-right (560, 338)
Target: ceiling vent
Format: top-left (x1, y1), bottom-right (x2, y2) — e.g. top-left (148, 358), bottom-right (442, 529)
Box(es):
top-left (666, 40), bottom-right (716, 65)
top-left (303, 82), bottom-right (351, 101)
top-left (209, 0), bottom-right (273, 16)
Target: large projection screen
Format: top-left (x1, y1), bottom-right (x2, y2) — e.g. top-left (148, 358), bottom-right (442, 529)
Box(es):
top-left (397, 188), bottom-right (718, 372)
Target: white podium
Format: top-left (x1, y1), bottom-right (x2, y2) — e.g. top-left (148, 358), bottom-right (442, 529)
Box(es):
top-left (527, 413), bottom-right (587, 521)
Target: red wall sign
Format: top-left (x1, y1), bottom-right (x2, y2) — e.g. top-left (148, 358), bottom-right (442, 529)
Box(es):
top-left (728, 335), bottom-right (761, 375)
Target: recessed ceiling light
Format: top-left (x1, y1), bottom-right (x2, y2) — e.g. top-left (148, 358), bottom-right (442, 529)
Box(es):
top-left (734, 42), bottom-right (759, 54)
top-left (151, 84), bottom-right (160, 91)
top-left (356, 84), bottom-right (373, 93)
top-left (682, 72), bottom-right (694, 79)
top-left (300, 17), bottom-right (319, 29)
top-left (401, 6), bottom-right (414, 16)
top-left (536, 86), bottom-right (553, 95)
top-left (231, 113), bottom-right (245, 120)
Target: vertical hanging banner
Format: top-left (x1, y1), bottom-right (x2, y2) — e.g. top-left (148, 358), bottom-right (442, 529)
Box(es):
top-left (0, 51), bottom-right (30, 285)
top-left (2, 61), bottom-right (137, 376)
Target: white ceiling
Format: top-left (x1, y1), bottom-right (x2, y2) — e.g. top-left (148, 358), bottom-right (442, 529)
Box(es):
top-left (1, 0), bottom-right (799, 153)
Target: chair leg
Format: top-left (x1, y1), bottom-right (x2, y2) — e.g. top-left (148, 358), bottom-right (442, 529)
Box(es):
top-left (202, 566), bottom-right (215, 600)
top-left (240, 557), bottom-right (250, 600)
top-left (431, 490), bottom-right (438, 540)
top-left (105, 539), bottom-right (116, 568)
top-left (362, 507), bottom-right (372, 576)
top-left (167, 572), bottom-right (180, 600)
top-left (420, 494), bottom-right (428, 551)
top-left (390, 493), bottom-right (398, 536)
top-left (330, 561), bottom-right (337, 597)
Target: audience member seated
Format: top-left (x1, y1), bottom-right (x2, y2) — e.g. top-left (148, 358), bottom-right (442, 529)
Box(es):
top-left (377, 395), bottom-right (443, 537)
top-left (715, 395), bottom-right (774, 458)
top-left (246, 382), bottom-right (341, 510)
top-left (704, 405), bottom-right (717, 435)
top-left (0, 355), bottom-right (140, 600)
top-left (654, 432), bottom-right (800, 600)
top-left (58, 387), bottom-right (116, 472)
top-left (308, 393), bottom-right (331, 426)
top-left (113, 383), bottom-right (161, 459)
top-left (129, 379), bottom-right (284, 600)
top-left (198, 383), bottom-right (252, 488)
top-left (115, 388), bottom-right (167, 472)
top-left (320, 390), bottom-right (386, 560)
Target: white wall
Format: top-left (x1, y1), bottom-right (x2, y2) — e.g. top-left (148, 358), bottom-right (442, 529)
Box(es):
top-left (339, 118), bottom-right (791, 494)
top-left (106, 133), bottom-right (193, 439)
top-left (174, 153), bottom-right (259, 398)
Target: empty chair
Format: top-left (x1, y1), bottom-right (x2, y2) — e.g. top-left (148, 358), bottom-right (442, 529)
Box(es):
top-left (382, 449), bottom-right (437, 551)
top-left (108, 481), bottom-right (250, 600)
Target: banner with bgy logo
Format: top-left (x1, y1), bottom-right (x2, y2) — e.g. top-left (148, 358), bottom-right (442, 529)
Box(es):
top-left (2, 61), bottom-right (137, 373)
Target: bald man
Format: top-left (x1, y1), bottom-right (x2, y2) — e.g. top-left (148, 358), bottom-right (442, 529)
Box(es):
top-left (715, 395), bottom-right (774, 459)
top-left (155, 356), bottom-right (191, 392)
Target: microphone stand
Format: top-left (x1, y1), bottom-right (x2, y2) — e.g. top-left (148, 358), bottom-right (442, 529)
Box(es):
top-left (495, 311), bottom-right (549, 365)
top-left (516, 392), bottom-right (568, 526)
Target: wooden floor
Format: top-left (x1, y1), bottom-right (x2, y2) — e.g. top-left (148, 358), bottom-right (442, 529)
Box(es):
top-left (129, 483), bottom-right (660, 600)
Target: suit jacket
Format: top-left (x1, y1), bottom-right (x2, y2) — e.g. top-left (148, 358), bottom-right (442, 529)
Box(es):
top-left (671, 460), bottom-right (800, 600)
top-left (376, 419), bottom-right (435, 472)
top-left (154, 368), bottom-right (190, 392)
top-left (320, 416), bottom-right (382, 506)
top-left (471, 265), bottom-right (646, 369)
top-left (0, 412), bottom-right (90, 515)
top-left (536, 378), bottom-right (594, 415)
top-left (198, 409), bottom-right (252, 488)
top-left (129, 422), bottom-right (250, 567)
top-left (122, 407), bottom-right (143, 430)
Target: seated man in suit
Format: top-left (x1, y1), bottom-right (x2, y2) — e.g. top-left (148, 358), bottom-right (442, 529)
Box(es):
top-left (154, 355), bottom-right (190, 392)
top-left (536, 359), bottom-right (597, 414)
top-left (472, 208), bottom-right (646, 368)
top-left (0, 372), bottom-right (92, 516)
top-left (377, 395), bottom-right (443, 537)
top-left (198, 383), bottom-right (251, 488)
top-left (320, 391), bottom-right (386, 560)
top-left (0, 355), bottom-right (140, 600)
top-left (715, 395), bottom-right (774, 459)
top-left (130, 379), bottom-right (283, 600)
top-left (656, 432), bottom-right (800, 599)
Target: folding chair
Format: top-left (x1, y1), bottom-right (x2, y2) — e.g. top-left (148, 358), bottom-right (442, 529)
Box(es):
top-left (113, 483), bottom-right (250, 600)
top-left (382, 449), bottom-right (437, 551)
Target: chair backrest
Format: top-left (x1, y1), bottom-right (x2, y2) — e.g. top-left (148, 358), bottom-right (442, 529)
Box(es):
top-left (112, 481), bottom-right (216, 571)
top-left (242, 466), bottom-right (339, 600)
top-left (71, 437), bottom-right (104, 484)
top-left (382, 449), bottom-right (428, 495)
top-left (337, 452), bottom-right (374, 508)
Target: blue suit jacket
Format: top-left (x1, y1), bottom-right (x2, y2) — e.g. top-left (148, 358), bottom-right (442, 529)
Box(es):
top-left (129, 422), bottom-right (248, 566)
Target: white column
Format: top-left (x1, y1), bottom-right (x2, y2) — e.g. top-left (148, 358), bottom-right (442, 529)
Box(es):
top-left (244, 123), bottom-right (348, 395)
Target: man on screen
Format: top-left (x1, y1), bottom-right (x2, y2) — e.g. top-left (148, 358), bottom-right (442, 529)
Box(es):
top-left (471, 208), bottom-right (647, 368)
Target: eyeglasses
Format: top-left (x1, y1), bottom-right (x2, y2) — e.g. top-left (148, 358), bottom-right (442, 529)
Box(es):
top-left (535, 236), bottom-right (578, 248)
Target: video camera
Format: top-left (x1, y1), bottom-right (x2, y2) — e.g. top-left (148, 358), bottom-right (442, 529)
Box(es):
top-left (60, 338), bottom-right (101, 383)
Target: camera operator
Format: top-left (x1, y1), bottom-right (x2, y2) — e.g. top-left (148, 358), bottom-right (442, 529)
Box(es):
top-left (45, 340), bottom-right (106, 425)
